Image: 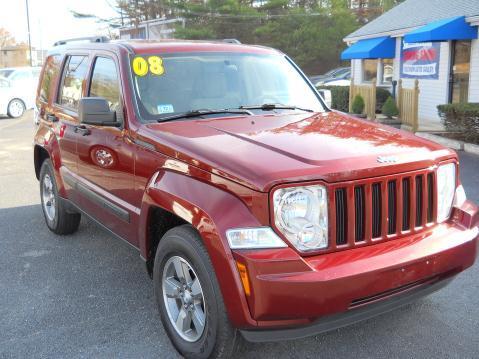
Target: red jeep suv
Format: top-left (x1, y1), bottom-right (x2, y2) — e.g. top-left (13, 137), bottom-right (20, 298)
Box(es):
top-left (34, 38), bottom-right (478, 358)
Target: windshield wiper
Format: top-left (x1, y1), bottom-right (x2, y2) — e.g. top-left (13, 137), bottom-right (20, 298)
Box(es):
top-left (157, 109), bottom-right (253, 123)
top-left (239, 103), bottom-right (314, 113)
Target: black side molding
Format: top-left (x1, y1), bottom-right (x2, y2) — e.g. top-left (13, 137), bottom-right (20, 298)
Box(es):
top-left (240, 276), bottom-right (454, 343)
top-left (63, 171), bottom-right (130, 223)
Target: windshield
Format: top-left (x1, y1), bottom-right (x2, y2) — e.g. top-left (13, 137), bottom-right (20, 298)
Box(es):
top-left (131, 52), bottom-right (326, 121)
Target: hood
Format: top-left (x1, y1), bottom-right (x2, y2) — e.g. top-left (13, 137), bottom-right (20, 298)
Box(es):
top-left (141, 111), bottom-right (454, 192)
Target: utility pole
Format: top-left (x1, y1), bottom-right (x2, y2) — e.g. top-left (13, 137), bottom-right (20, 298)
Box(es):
top-left (25, 0), bottom-right (33, 66)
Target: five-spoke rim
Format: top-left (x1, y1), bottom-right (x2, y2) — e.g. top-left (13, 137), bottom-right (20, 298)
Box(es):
top-left (9, 100), bottom-right (24, 118)
top-left (42, 174), bottom-right (56, 221)
top-left (162, 256), bottom-right (206, 342)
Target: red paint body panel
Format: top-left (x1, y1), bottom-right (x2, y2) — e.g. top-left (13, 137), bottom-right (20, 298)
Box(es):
top-left (33, 40), bottom-right (479, 332)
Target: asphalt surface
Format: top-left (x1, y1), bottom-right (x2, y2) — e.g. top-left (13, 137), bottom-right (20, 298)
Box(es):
top-left (0, 112), bottom-right (478, 358)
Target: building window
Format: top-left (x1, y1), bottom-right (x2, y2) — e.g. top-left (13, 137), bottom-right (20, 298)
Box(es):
top-left (381, 59), bottom-right (394, 84)
top-left (362, 59), bottom-right (377, 82)
top-left (450, 40), bottom-right (471, 103)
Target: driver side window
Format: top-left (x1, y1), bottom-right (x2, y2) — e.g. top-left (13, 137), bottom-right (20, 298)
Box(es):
top-left (89, 57), bottom-right (120, 111)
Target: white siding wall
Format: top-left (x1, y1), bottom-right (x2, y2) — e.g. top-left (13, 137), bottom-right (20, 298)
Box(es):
top-left (469, 28), bottom-right (479, 102)
top-left (351, 59), bottom-right (362, 83)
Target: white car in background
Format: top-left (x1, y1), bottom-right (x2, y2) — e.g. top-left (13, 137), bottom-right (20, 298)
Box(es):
top-left (0, 67), bottom-right (41, 118)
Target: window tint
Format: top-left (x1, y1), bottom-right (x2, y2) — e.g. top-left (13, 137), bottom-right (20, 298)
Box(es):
top-left (59, 55), bottom-right (89, 110)
top-left (39, 55), bottom-right (61, 102)
top-left (89, 57), bottom-right (120, 110)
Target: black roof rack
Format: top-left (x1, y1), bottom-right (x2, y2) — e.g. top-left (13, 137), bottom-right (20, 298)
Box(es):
top-left (53, 36), bottom-right (109, 47)
top-left (222, 39), bottom-right (241, 44)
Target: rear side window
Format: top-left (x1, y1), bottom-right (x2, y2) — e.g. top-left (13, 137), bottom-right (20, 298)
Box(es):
top-left (39, 55), bottom-right (61, 103)
top-left (89, 57), bottom-right (120, 110)
top-left (59, 55), bottom-right (89, 110)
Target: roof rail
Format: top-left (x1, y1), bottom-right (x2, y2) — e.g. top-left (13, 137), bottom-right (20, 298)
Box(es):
top-left (53, 36), bottom-right (109, 47)
top-left (222, 39), bottom-right (241, 44)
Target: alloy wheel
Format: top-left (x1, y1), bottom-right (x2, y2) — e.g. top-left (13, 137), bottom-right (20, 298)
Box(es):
top-left (162, 255), bottom-right (206, 342)
top-left (41, 173), bottom-right (56, 221)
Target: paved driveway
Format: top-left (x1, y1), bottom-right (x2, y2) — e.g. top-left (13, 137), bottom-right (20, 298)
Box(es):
top-left (1, 112), bottom-right (478, 358)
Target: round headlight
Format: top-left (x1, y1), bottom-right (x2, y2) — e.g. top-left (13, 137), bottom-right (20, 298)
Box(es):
top-left (273, 185), bottom-right (328, 251)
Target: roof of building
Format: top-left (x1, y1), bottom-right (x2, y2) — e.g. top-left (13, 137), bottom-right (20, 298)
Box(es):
top-left (345, 0), bottom-right (479, 41)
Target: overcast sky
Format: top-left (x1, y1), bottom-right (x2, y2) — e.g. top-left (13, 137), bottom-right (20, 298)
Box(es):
top-left (1, 0), bottom-right (119, 49)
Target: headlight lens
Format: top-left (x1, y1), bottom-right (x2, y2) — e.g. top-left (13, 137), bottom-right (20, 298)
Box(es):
top-left (226, 227), bottom-right (287, 249)
top-left (273, 185), bottom-right (328, 251)
top-left (437, 163), bottom-right (456, 223)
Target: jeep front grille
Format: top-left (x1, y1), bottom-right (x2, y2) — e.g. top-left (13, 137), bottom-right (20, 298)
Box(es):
top-left (331, 169), bottom-right (436, 249)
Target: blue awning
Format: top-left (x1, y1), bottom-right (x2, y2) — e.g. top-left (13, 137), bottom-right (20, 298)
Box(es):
top-left (341, 36), bottom-right (396, 60)
top-left (404, 16), bottom-right (478, 43)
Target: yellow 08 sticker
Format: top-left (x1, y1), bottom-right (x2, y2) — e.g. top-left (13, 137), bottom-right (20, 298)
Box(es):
top-left (132, 56), bottom-right (165, 76)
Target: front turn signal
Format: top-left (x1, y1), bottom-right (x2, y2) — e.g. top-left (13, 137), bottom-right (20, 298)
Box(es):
top-left (236, 261), bottom-right (251, 296)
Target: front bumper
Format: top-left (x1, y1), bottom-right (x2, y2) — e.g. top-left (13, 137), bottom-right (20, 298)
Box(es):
top-left (233, 203), bottom-right (478, 333)
top-left (240, 274), bottom-right (454, 342)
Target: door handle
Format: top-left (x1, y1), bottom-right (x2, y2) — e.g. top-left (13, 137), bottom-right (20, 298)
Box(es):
top-left (74, 125), bottom-right (91, 136)
top-left (46, 113), bottom-right (58, 122)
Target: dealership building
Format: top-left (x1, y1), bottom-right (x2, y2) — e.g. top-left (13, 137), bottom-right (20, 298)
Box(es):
top-left (342, 0), bottom-right (479, 130)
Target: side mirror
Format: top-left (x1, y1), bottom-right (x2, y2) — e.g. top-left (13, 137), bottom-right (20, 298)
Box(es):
top-left (78, 97), bottom-right (119, 126)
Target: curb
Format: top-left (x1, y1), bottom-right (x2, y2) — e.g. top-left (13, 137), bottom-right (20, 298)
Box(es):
top-left (414, 132), bottom-right (464, 150)
top-left (415, 132), bottom-right (479, 155)
top-left (464, 143), bottom-right (479, 156)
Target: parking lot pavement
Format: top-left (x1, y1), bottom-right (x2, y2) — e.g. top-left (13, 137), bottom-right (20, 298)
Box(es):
top-left (1, 112), bottom-right (478, 358)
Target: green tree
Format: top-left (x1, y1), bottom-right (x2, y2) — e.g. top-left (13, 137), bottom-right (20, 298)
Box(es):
top-left (381, 96), bottom-right (399, 118)
top-left (352, 94), bottom-right (365, 114)
top-left (113, 0), bottom-right (406, 74)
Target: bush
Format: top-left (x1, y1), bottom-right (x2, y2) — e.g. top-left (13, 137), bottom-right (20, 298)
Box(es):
top-left (437, 103), bottom-right (479, 144)
top-left (376, 88), bottom-right (391, 113)
top-left (316, 86), bottom-right (349, 112)
top-left (316, 86), bottom-right (391, 113)
top-left (352, 94), bottom-right (365, 114)
top-left (381, 96), bottom-right (399, 118)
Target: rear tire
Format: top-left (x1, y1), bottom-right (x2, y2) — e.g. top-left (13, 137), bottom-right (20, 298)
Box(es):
top-left (39, 159), bottom-right (81, 235)
top-left (153, 225), bottom-right (240, 358)
top-left (7, 98), bottom-right (25, 118)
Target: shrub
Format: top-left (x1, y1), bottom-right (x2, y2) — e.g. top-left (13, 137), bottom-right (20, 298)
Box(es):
top-left (352, 94), bottom-right (365, 114)
top-left (381, 96), bottom-right (399, 118)
top-left (316, 86), bottom-right (349, 112)
top-left (376, 88), bottom-right (391, 113)
top-left (437, 103), bottom-right (479, 144)
top-left (316, 86), bottom-right (391, 113)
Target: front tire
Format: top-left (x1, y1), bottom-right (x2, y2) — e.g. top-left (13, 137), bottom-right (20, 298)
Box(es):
top-left (39, 159), bottom-right (81, 235)
top-left (153, 225), bottom-right (240, 358)
top-left (7, 98), bottom-right (25, 118)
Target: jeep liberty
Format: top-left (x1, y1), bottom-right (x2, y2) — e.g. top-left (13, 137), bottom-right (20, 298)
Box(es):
top-left (34, 38), bottom-right (479, 358)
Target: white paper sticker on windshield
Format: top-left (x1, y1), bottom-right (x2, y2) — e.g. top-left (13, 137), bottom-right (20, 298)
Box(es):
top-left (157, 104), bottom-right (174, 114)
